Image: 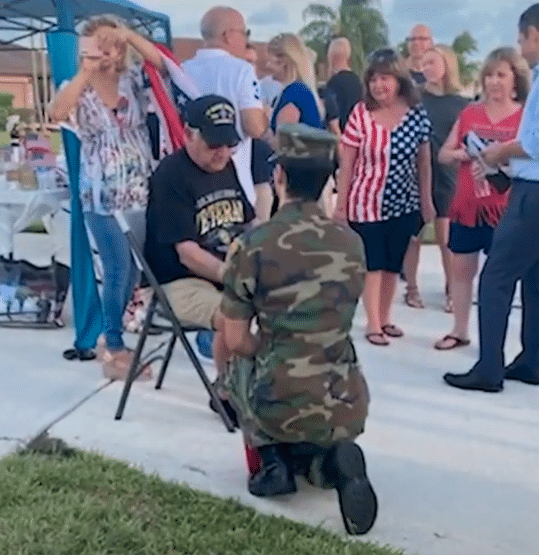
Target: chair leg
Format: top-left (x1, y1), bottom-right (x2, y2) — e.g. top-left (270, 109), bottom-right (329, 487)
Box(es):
top-left (155, 334), bottom-right (176, 390)
top-left (177, 330), bottom-right (236, 433)
top-left (114, 296), bottom-right (156, 420)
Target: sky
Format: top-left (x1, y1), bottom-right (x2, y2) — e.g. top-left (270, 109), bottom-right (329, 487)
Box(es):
top-left (135, 0), bottom-right (534, 62)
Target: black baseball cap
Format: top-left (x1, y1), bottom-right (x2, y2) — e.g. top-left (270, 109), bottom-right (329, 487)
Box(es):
top-left (185, 95), bottom-right (241, 148)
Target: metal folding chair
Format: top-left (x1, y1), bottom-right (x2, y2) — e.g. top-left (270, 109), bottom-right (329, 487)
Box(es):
top-left (113, 209), bottom-right (236, 433)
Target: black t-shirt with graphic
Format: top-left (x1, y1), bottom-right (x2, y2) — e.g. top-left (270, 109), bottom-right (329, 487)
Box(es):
top-left (145, 149), bottom-right (255, 285)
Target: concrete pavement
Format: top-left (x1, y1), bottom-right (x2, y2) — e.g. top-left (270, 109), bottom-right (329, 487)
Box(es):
top-left (2, 232), bottom-right (538, 555)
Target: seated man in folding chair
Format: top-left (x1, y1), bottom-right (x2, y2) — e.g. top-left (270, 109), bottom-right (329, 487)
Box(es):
top-left (220, 124), bottom-right (377, 535)
top-left (145, 95), bottom-right (256, 425)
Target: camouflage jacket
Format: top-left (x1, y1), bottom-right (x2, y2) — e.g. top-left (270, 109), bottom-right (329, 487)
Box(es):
top-left (221, 201), bottom-right (368, 445)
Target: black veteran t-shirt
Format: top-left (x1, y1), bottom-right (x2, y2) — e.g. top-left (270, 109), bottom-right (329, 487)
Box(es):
top-left (145, 149), bottom-right (255, 285)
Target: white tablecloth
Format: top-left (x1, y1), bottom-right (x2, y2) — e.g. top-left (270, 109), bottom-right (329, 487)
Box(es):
top-left (0, 186), bottom-right (70, 257)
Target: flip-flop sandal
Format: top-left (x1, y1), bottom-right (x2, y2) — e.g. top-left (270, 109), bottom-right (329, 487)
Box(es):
top-left (382, 324), bottom-right (404, 338)
top-left (365, 332), bottom-right (390, 346)
top-left (434, 334), bottom-right (471, 350)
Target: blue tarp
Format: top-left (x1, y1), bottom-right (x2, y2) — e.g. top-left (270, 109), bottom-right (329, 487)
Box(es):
top-left (47, 30), bottom-right (104, 351)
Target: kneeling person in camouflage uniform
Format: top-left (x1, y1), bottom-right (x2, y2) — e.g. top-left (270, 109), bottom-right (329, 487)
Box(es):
top-left (220, 124), bottom-right (377, 535)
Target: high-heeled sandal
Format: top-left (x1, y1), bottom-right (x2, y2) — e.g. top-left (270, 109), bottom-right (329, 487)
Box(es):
top-left (102, 348), bottom-right (152, 381)
top-left (404, 284), bottom-right (424, 309)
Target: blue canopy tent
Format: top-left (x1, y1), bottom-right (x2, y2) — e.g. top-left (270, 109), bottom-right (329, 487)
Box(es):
top-left (0, 0), bottom-right (171, 355)
top-left (0, 1), bottom-right (171, 46)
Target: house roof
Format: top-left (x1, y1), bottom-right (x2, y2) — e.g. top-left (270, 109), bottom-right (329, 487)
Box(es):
top-left (0, 43), bottom-right (40, 76)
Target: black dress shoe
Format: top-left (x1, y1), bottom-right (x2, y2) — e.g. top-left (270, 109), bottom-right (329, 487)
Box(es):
top-left (322, 442), bottom-right (377, 535)
top-left (62, 347), bottom-right (96, 361)
top-left (443, 370), bottom-right (503, 392)
top-left (248, 444), bottom-right (297, 497)
top-left (505, 363), bottom-right (539, 385)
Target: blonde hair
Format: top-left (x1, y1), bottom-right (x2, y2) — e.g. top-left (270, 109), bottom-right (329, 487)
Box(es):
top-left (425, 44), bottom-right (462, 94)
top-left (80, 14), bottom-right (137, 72)
top-left (480, 47), bottom-right (530, 103)
top-left (268, 33), bottom-right (324, 117)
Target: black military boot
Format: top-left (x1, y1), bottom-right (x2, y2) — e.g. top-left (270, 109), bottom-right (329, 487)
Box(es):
top-left (322, 442), bottom-right (377, 535)
top-left (248, 444), bottom-right (297, 497)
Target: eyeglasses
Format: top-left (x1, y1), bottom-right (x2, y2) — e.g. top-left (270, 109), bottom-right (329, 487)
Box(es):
top-left (367, 48), bottom-right (399, 64)
top-left (407, 36), bottom-right (431, 42)
top-left (227, 28), bottom-right (251, 39)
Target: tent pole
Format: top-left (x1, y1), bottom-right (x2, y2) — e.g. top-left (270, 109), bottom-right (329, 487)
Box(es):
top-left (30, 30), bottom-right (44, 131)
top-left (40, 25), bottom-right (49, 127)
top-left (56, 0), bottom-right (75, 31)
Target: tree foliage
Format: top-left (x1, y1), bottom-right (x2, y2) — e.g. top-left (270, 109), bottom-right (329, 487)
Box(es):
top-left (299, 0), bottom-right (389, 73)
top-left (451, 31), bottom-right (480, 86)
top-left (398, 30), bottom-right (480, 86)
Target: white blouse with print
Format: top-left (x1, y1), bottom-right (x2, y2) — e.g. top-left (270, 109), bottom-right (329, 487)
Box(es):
top-left (73, 65), bottom-right (153, 215)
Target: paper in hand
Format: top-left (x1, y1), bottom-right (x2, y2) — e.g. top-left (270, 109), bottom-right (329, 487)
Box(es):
top-left (464, 131), bottom-right (511, 193)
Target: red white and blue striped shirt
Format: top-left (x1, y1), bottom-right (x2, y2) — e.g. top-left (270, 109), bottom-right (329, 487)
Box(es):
top-left (342, 102), bottom-right (431, 223)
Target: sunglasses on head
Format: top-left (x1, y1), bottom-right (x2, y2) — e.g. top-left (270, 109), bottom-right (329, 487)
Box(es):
top-left (367, 48), bottom-right (399, 64)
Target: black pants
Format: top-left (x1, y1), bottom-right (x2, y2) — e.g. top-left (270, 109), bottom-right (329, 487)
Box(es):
top-left (476, 180), bottom-right (539, 382)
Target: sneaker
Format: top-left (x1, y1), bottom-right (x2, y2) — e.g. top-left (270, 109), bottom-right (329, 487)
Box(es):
top-left (195, 330), bottom-right (214, 360)
top-left (323, 442), bottom-right (378, 535)
top-left (102, 348), bottom-right (152, 382)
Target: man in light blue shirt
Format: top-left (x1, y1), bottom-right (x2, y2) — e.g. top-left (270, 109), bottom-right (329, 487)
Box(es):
top-left (445, 3), bottom-right (539, 391)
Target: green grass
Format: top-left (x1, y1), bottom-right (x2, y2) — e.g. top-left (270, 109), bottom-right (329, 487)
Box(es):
top-left (0, 449), bottom-right (404, 555)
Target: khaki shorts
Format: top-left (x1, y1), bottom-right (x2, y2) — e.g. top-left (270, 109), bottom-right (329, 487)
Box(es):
top-left (162, 278), bottom-right (222, 330)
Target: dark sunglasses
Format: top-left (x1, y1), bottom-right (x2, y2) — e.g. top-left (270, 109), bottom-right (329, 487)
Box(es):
top-left (206, 141), bottom-right (239, 151)
top-left (367, 48), bottom-right (399, 64)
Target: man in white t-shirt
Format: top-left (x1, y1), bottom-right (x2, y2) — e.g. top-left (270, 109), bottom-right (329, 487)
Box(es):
top-left (183, 6), bottom-right (268, 205)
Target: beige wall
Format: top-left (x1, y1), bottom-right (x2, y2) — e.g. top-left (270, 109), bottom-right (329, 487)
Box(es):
top-left (0, 75), bottom-right (33, 108)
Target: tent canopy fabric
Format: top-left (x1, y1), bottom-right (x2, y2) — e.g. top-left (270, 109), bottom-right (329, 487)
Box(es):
top-left (0, 0), bottom-right (171, 46)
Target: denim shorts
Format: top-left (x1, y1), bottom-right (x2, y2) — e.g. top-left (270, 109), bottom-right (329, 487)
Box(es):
top-left (448, 222), bottom-right (494, 254)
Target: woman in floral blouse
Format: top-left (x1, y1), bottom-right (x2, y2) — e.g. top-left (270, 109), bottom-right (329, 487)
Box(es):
top-left (50, 15), bottom-right (165, 379)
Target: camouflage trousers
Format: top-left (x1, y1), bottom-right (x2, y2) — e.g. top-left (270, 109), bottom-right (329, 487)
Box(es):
top-left (224, 355), bottom-right (369, 453)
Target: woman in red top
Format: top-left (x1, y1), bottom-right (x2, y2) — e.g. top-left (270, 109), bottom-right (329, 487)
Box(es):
top-left (435, 47), bottom-right (530, 350)
top-left (334, 49), bottom-right (435, 346)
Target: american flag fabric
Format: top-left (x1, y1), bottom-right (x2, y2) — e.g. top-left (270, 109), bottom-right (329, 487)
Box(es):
top-left (143, 44), bottom-right (200, 157)
top-left (342, 102), bottom-right (431, 223)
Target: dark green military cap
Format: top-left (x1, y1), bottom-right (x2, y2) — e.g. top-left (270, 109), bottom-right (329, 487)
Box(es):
top-left (270, 123), bottom-right (338, 162)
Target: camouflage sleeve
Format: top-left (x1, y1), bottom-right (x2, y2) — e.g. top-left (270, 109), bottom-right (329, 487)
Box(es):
top-left (348, 227), bottom-right (367, 295)
top-left (220, 236), bottom-right (257, 321)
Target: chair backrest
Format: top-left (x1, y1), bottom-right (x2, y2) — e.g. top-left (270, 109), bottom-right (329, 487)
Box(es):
top-left (113, 208), bottom-right (194, 336)
top-left (114, 209), bottom-right (147, 271)
top-left (114, 209), bottom-right (146, 248)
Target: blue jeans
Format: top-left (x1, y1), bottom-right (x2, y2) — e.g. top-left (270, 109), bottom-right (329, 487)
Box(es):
top-left (85, 212), bottom-right (139, 351)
